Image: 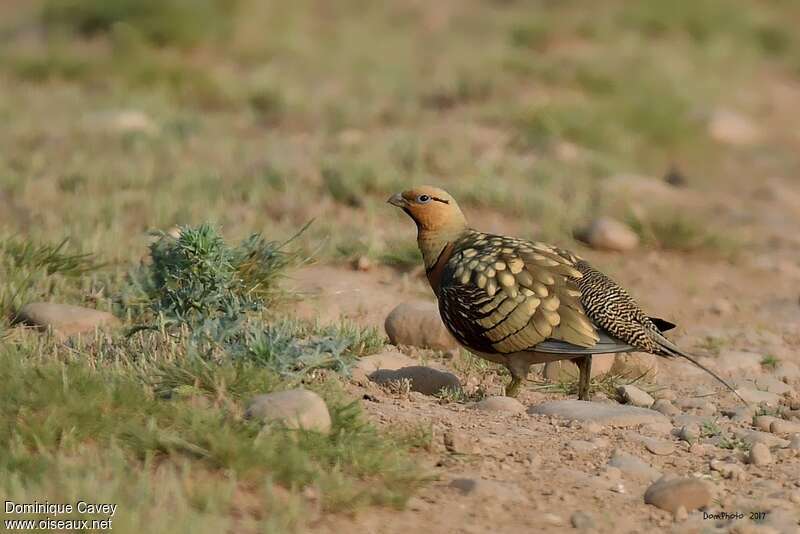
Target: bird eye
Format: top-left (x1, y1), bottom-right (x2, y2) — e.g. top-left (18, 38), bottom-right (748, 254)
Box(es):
top-left (417, 194), bottom-right (431, 203)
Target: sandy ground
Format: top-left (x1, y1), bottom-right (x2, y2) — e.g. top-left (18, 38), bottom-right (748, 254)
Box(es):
top-left (288, 174), bottom-right (800, 534)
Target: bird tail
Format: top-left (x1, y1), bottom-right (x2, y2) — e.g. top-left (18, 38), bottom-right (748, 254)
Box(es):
top-left (653, 333), bottom-right (747, 405)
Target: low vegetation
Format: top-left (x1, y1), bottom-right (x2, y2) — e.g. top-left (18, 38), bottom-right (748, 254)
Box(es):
top-left (0, 225), bottom-right (420, 532)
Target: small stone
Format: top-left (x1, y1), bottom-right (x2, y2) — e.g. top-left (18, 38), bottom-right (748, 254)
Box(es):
top-left (582, 217), bottom-right (639, 252)
top-left (353, 256), bottom-right (372, 271)
top-left (754, 415), bottom-right (780, 432)
top-left (475, 396), bottom-right (525, 413)
top-left (612, 352), bottom-right (659, 380)
top-left (769, 419), bottom-right (800, 435)
top-left (17, 302), bottom-right (119, 338)
top-left (652, 399), bottom-right (680, 416)
top-left (748, 443), bottom-right (773, 466)
top-left (570, 510), bottom-right (595, 529)
top-left (789, 435), bottom-right (800, 450)
top-left (370, 366), bottom-right (461, 396)
top-left (528, 400), bottom-right (669, 427)
top-left (542, 513), bottom-right (563, 526)
top-left (618, 384), bottom-right (655, 408)
top-left (641, 421), bottom-right (673, 436)
top-left (708, 109), bottom-right (761, 146)
top-left (678, 424), bottom-right (700, 443)
top-left (245, 389), bottom-right (331, 434)
top-left (543, 354), bottom-right (615, 381)
top-left (384, 301), bottom-right (458, 350)
top-left (644, 476), bottom-right (712, 513)
top-left (608, 448), bottom-right (661, 482)
top-left (351, 352), bottom-right (417, 383)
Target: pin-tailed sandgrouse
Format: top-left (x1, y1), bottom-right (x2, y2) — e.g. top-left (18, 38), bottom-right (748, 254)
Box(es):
top-left (389, 185), bottom-right (743, 402)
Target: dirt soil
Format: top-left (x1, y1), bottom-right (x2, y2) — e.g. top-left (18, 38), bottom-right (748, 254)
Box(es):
top-left (288, 174), bottom-right (800, 534)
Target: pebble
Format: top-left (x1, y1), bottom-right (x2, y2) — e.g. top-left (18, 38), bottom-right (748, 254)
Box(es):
top-left (617, 384), bottom-right (655, 408)
top-left (528, 400), bottom-right (669, 427)
top-left (652, 399), bottom-right (680, 416)
top-left (582, 217), bottom-right (639, 251)
top-left (245, 389), bottom-right (331, 434)
top-left (17, 302), bottom-right (119, 338)
top-left (708, 109), bottom-right (761, 146)
top-left (384, 301), bottom-right (458, 350)
top-left (769, 419), bottom-right (800, 435)
top-left (475, 396), bottom-right (525, 414)
top-left (748, 443), bottom-right (773, 466)
top-left (370, 366), bottom-right (462, 396)
top-left (611, 353), bottom-right (659, 380)
top-left (608, 448), bottom-right (662, 482)
top-left (644, 476), bottom-right (712, 513)
top-left (655, 389), bottom-right (677, 401)
top-left (754, 415), bottom-right (779, 432)
top-left (678, 424), bottom-right (700, 443)
top-left (351, 351), bottom-right (417, 383)
top-left (570, 510), bottom-right (595, 529)
top-left (543, 354), bottom-right (615, 380)
top-left (789, 435), bottom-right (800, 450)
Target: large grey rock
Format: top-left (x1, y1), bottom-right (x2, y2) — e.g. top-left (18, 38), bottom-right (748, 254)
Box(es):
top-left (17, 302), bottom-right (119, 338)
top-left (644, 476), bottom-right (712, 513)
top-left (370, 366), bottom-right (461, 396)
top-left (529, 400), bottom-right (669, 427)
top-left (351, 351), bottom-right (416, 383)
top-left (245, 389), bottom-right (331, 434)
top-left (384, 301), bottom-right (457, 350)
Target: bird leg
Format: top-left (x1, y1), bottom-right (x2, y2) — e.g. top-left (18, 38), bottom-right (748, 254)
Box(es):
top-left (575, 356), bottom-right (592, 401)
top-left (504, 357), bottom-right (531, 398)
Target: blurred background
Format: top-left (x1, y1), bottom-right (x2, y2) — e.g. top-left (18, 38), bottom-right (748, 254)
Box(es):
top-left (1, 0), bottom-right (799, 266)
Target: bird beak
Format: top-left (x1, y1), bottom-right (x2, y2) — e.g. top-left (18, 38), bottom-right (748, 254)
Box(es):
top-left (387, 193), bottom-right (407, 207)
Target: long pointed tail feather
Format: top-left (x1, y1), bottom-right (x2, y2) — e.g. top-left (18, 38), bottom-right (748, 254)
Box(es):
top-left (654, 334), bottom-right (747, 405)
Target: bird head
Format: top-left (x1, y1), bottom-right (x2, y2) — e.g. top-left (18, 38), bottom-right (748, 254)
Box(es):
top-left (387, 185), bottom-right (467, 233)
